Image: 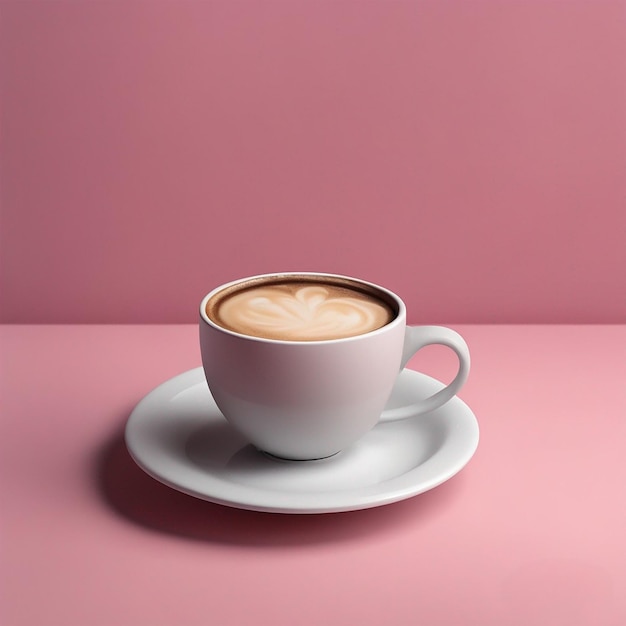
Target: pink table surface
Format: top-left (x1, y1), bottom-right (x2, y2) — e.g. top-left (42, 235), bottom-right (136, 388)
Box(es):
top-left (1, 324), bottom-right (625, 626)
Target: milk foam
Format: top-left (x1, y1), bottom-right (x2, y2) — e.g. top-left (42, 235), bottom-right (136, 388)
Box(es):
top-left (216, 284), bottom-right (392, 340)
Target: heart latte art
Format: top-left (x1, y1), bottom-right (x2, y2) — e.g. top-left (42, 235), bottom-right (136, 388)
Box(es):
top-left (210, 281), bottom-right (394, 341)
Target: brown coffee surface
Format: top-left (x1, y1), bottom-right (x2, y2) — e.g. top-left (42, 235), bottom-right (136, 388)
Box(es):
top-left (207, 278), bottom-right (395, 341)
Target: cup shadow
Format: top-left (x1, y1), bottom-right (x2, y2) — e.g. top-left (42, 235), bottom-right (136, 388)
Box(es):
top-left (94, 412), bottom-right (467, 547)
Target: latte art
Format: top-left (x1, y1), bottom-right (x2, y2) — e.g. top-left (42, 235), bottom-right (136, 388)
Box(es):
top-left (211, 282), bottom-right (394, 341)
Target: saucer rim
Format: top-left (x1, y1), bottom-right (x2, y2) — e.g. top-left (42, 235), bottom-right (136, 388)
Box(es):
top-left (125, 368), bottom-right (479, 514)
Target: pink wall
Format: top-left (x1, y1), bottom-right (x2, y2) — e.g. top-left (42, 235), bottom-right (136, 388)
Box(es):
top-left (1, 0), bottom-right (624, 324)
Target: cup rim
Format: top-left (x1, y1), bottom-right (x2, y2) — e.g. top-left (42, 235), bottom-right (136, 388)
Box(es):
top-left (199, 271), bottom-right (406, 345)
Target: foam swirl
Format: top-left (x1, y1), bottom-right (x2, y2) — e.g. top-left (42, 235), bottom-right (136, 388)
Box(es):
top-left (217, 284), bottom-right (392, 340)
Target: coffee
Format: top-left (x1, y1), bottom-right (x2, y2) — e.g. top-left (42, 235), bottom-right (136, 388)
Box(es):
top-left (206, 276), bottom-right (396, 341)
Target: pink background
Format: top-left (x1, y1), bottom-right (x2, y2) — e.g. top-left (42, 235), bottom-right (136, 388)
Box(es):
top-left (3, 4), bottom-right (625, 623)
top-left (1, 0), bottom-right (625, 323)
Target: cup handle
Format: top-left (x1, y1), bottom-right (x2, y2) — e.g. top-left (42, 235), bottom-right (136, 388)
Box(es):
top-left (379, 326), bottom-right (470, 422)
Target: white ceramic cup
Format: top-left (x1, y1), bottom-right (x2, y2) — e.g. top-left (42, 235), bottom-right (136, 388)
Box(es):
top-left (200, 272), bottom-right (470, 461)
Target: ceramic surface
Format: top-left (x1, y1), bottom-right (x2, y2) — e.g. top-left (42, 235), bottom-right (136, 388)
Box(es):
top-left (125, 367), bottom-right (479, 514)
top-left (200, 272), bottom-right (470, 460)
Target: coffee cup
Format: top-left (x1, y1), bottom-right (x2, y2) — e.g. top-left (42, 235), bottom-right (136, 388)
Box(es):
top-left (199, 272), bottom-right (470, 461)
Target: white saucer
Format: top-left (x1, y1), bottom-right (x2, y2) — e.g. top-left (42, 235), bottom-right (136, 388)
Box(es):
top-left (125, 368), bottom-right (479, 514)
